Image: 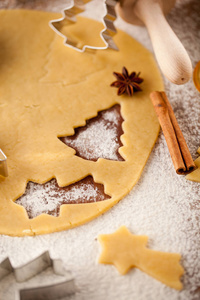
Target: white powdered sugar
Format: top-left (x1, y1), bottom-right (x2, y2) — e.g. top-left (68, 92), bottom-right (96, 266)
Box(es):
top-left (0, 1), bottom-right (199, 300)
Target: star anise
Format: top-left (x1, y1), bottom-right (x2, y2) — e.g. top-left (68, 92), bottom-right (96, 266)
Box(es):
top-left (110, 66), bottom-right (143, 96)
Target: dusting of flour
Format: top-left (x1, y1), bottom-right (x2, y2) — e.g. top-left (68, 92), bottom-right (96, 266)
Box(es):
top-left (0, 1), bottom-right (199, 300)
top-left (16, 177), bottom-right (109, 219)
top-left (62, 105), bottom-right (124, 161)
top-left (16, 105), bottom-right (121, 219)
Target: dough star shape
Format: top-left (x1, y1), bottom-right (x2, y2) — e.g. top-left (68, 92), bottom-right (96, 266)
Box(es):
top-left (0, 10), bottom-right (163, 236)
top-left (98, 226), bottom-right (184, 290)
top-left (186, 147), bottom-right (200, 182)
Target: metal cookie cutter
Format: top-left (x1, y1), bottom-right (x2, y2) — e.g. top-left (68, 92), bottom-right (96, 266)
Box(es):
top-left (49, 0), bottom-right (118, 52)
top-left (0, 251), bottom-right (76, 300)
top-left (0, 149), bottom-right (8, 177)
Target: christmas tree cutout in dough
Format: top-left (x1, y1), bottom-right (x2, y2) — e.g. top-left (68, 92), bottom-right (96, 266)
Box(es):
top-left (60, 105), bottom-right (124, 162)
top-left (98, 226), bottom-right (184, 290)
top-left (186, 147), bottom-right (200, 182)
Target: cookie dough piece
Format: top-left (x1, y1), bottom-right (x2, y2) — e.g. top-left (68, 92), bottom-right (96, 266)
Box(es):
top-left (186, 147), bottom-right (200, 182)
top-left (0, 10), bottom-right (163, 236)
top-left (98, 226), bottom-right (184, 290)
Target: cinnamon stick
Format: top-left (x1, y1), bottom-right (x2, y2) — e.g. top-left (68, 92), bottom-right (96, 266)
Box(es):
top-left (150, 91), bottom-right (196, 175)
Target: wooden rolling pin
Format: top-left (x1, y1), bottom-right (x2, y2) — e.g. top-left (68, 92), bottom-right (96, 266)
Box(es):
top-left (116, 0), bottom-right (192, 85)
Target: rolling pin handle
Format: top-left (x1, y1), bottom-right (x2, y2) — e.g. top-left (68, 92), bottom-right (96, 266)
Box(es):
top-left (134, 0), bottom-right (192, 85)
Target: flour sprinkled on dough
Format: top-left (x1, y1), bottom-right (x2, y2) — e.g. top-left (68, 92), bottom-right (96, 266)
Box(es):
top-left (61, 105), bottom-right (124, 161)
top-left (16, 178), bottom-right (108, 219)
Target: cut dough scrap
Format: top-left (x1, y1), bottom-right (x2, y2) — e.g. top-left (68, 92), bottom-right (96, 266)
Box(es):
top-left (0, 10), bottom-right (163, 236)
top-left (98, 226), bottom-right (184, 290)
top-left (186, 147), bottom-right (200, 182)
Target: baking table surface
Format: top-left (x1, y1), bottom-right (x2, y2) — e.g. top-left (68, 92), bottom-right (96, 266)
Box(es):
top-left (0, 1), bottom-right (200, 300)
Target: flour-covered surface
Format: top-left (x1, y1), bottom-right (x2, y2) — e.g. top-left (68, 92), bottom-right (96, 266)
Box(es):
top-left (16, 105), bottom-right (122, 218)
top-left (61, 105), bottom-right (124, 162)
top-left (0, 1), bottom-right (200, 300)
top-left (16, 176), bottom-right (110, 218)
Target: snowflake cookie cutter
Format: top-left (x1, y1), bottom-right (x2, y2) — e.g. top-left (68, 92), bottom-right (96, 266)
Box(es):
top-left (0, 251), bottom-right (76, 300)
top-left (0, 149), bottom-right (8, 177)
top-left (49, 0), bottom-right (118, 52)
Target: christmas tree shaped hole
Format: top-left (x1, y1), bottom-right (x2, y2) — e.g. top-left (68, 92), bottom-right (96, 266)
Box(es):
top-left (60, 104), bottom-right (124, 161)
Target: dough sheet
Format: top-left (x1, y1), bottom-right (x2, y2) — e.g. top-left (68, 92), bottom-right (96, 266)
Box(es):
top-left (0, 10), bottom-right (163, 236)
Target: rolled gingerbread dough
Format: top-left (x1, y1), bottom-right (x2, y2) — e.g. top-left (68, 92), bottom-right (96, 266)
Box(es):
top-left (0, 10), bottom-right (163, 236)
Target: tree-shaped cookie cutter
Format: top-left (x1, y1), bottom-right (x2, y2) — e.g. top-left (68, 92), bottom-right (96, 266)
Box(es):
top-left (0, 251), bottom-right (76, 300)
top-left (49, 0), bottom-right (118, 52)
top-left (0, 149), bottom-right (8, 177)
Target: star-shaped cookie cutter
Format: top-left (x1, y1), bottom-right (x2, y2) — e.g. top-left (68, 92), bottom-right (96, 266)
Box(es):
top-left (49, 0), bottom-right (118, 52)
top-left (0, 149), bottom-right (8, 177)
top-left (0, 251), bottom-right (76, 300)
